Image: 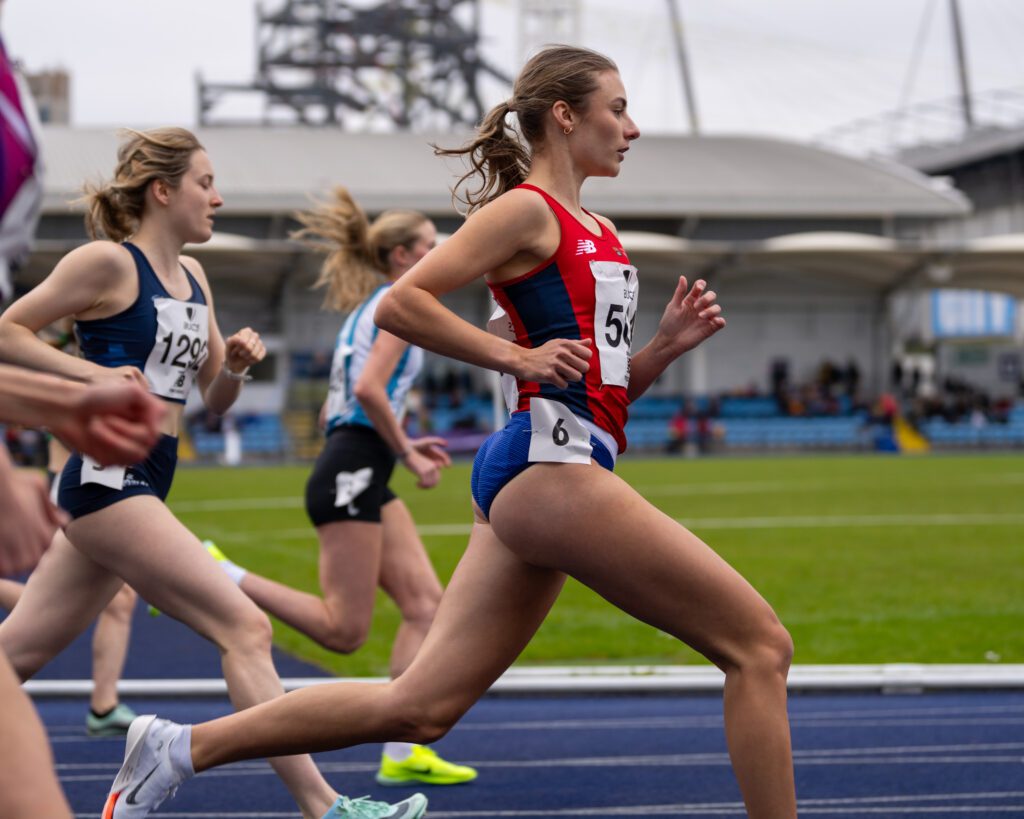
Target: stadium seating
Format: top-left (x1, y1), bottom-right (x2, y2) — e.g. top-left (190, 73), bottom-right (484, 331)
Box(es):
top-left (919, 408), bottom-right (1024, 448)
top-left (190, 414), bottom-right (290, 459)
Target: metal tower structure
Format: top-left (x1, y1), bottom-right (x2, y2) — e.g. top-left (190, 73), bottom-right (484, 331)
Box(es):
top-left (198, 0), bottom-right (509, 129)
top-left (517, 0), bottom-right (580, 62)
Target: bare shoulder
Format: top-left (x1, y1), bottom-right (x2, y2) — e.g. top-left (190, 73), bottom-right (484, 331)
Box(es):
top-left (62, 240), bottom-right (133, 271)
top-left (473, 188), bottom-right (553, 228)
top-left (590, 211), bottom-right (619, 237)
top-left (51, 240), bottom-right (134, 288)
top-left (3, 241), bottom-right (134, 325)
top-left (179, 255), bottom-right (213, 297)
top-left (463, 188), bottom-right (557, 251)
top-left (179, 254), bottom-right (208, 282)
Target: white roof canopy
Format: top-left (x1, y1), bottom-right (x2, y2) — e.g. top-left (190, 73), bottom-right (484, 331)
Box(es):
top-left (37, 128), bottom-right (969, 219)
top-left (20, 231), bottom-right (1024, 300)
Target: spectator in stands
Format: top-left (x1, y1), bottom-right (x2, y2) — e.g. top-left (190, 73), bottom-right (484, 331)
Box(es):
top-left (843, 358), bottom-right (861, 399)
top-left (665, 406), bottom-right (689, 454)
top-left (218, 186), bottom-right (476, 788)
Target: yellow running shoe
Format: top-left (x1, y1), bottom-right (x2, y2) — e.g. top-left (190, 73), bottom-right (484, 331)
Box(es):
top-left (203, 539), bottom-right (228, 561)
top-left (375, 745), bottom-right (477, 786)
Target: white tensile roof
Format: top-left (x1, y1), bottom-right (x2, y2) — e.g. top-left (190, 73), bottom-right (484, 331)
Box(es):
top-left (38, 127), bottom-right (969, 219)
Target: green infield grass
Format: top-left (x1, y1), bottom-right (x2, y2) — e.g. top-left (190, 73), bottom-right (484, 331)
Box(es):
top-left (167, 452), bottom-right (1024, 676)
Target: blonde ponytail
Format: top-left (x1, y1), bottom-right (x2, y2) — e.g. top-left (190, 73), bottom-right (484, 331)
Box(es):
top-left (294, 187), bottom-right (429, 313)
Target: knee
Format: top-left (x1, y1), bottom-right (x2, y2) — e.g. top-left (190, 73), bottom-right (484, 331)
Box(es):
top-left (104, 586), bottom-right (138, 622)
top-left (391, 701), bottom-right (458, 745)
top-left (220, 606), bottom-right (275, 657)
top-left (320, 623), bottom-right (369, 655)
top-left (727, 618), bottom-right (794, 679)
top-left (386, 684), bottom-right (469, 745)
top-left (397, 587), bottom-right (441, 630)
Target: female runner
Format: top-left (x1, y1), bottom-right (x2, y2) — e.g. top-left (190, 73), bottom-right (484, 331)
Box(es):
top-left (225, 188), bottom-right (473, 786)
top-left (104, 48), bottom-right (796, 819)
top-left (0, 128), bottom-right (424, 819)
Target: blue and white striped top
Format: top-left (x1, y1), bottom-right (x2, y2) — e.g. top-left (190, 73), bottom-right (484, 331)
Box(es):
top-left (324, 283), bottom-right (423, 435)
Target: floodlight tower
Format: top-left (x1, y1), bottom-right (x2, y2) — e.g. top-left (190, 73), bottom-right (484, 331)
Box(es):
top-left (198, 0), bottom-right (509, 130)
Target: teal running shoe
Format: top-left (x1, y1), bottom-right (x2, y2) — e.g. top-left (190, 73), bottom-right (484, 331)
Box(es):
top-left (321, 793), bottom-right (427, 818)
top-left (87, 703), bottom-right (138, 737)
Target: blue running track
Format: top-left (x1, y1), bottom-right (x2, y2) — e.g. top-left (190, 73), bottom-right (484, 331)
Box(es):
top-left (15, 605), bottom-right (1024, 817)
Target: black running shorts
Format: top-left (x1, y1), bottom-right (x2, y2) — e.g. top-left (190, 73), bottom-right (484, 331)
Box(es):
top-left (305, 424), bottom-right (398, 526)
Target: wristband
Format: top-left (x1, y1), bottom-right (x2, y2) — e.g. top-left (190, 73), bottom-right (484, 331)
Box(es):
top-left (222, 364), bottom-right (252, 382)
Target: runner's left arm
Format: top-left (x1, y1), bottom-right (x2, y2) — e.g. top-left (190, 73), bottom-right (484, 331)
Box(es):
top-left (354, 331), bottom-right (449, 489)
top-left (627, 276), bottom-right (725, 402)
top-left (188, 260), bottom-right (266, 415)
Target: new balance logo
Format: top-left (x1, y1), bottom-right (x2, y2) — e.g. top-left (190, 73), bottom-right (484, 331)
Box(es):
top-left (575, 239), bottom-right (597, 255)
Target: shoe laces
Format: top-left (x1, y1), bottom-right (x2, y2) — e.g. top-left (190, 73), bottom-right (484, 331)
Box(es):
top-left (332, 794), bottom-right (394, 818)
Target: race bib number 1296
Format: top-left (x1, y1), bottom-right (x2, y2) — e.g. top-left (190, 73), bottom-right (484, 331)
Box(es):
top-left (143, 298), bottom-right (209, 401)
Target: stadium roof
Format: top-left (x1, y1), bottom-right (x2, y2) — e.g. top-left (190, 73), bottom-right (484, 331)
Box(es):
top-left (22, 230), bottom-right (1024, 302)
top-left (38, 127), bottom-right (969, 220)
top-left (900, 126), bottom-right (1024, 174)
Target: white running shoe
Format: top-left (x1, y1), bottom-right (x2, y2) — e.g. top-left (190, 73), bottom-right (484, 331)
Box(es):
top-left (102, 715), bottom-right (191, 818)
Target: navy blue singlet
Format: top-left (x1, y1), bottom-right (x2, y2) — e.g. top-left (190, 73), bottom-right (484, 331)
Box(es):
top-left (75, 242), bottom-right (209, 404)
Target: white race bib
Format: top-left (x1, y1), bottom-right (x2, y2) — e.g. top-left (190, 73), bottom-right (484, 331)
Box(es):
top-left (80, 457), bottom-right (126, 490)
top-left (591, 260), bottom-right (638, 388)
top-left (487, 305), bottom-right (520, 416)
top-left (143, 298), bottom-right (210, 401)
top-left (527, 397), bottom-right (592, 465)
top-left (325, 343), bottom-right (355, 422)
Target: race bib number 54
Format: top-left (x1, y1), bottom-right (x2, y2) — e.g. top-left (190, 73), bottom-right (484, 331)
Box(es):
top-left (591, 260), bottom-right (638, 388)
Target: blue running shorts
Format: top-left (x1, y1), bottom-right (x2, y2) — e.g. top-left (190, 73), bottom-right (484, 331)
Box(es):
top-left (58, 434), bottom-right (178, 519)
top-left (471, 411), bottom-right (615, 520)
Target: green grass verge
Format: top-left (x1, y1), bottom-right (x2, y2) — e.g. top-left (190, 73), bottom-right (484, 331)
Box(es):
top-left (168, 452), bottom-right (1024, 675)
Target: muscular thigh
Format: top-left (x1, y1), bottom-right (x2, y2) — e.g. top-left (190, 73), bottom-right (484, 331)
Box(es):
top-left (393, 523), bottom-right (565, 711)
top-left (317, 520), bottom-right (384, 623)
top-left (0, 532), bottom-right (122, 670)
top-left (378, 499), bottom-right (442, 607)
top-left (67, 497), bottom-right (264, 644)
top-left (489, 463), bottom-right (782, 666)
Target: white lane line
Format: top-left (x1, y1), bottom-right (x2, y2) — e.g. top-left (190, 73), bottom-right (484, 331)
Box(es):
top-left (675, 512), bottom-right (1024, 530)
top-left (172, 497), bottom-right (305, 512)
top-left (74, 801), bottom-right (1024, 818)
top-left (47, 715), bottom-right (1024, 743)
top-left (56, 743), bottom-right (1024, 780)
top-left (170, 469), bottom-right (1024, 514)
top-left (187, 511), bottom-right (1024, 541)
top-left (50, 702), bottom-right (1024, 735)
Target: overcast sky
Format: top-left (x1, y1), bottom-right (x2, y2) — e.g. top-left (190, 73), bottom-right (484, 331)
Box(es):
top-left (4, 0), bottom-right (1024, 152)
